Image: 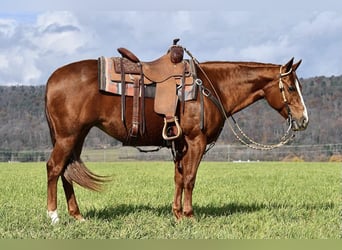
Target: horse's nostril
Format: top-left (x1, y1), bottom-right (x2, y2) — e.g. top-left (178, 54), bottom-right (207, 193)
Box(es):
top-left (302, 117), bottom-right (309, 126)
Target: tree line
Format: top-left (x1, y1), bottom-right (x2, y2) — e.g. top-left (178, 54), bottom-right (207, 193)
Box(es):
top-left (0, 75), bottom-right (341, 154)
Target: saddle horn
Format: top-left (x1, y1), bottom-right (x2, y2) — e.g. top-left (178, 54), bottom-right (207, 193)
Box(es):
top-left (173, 38), bottom-right (180, 45)
top-left (170, 38), bottom-right (184, 64)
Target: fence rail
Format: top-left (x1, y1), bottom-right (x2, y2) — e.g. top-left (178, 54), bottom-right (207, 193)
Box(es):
top-left (1, 143), bottom-right (341, 162)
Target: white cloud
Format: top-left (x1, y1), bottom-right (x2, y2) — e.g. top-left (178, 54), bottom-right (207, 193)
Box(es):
top-left (0, 46), bottom-right (41, 85)
top-left (199, 11), bottom-right (342, 76)
top-left (36, 11), bottom-right (78, 31)
top-left (32, 11), bottom-right (92, 54)
top-left (19, 50), bottom-right (41, 83)
top-left (0, 54), bottom-right (9, 69)
top-left (0, 10), bottom-right (341, 85)
top-left (288, 12), bottom-right (342, 76)
top-left (0, 19), bottom-right (17, 37)
top-left (0, 11), bottom-right (95, 85)
top-left (293, 12), bottom-right (342, 38)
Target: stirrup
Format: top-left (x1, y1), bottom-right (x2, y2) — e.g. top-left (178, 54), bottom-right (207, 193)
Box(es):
top-left (162, 117), bottom-right (182, 141)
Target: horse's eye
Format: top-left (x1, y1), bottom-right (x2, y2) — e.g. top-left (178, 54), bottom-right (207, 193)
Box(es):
top-left (288, 85), bottom-right (296, 92)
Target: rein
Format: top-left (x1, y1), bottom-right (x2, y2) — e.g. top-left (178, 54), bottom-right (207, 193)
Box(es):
top-left (184, 48), bottom-right (295, 151)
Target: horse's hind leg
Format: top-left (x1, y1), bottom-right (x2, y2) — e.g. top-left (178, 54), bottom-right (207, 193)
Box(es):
top-left (60, 134), bottom-right (89, 221)
top-left (61, 173), bottom-right (84, 221)
top-left (46, 137), bottom-right (77, 224)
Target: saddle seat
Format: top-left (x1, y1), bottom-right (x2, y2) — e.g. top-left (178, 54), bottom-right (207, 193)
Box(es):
top-left (114, 48), bottom-right (191, 84)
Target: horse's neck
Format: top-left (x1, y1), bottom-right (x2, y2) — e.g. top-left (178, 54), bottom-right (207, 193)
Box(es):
top-left (201, 62), bottom-right (277, 115)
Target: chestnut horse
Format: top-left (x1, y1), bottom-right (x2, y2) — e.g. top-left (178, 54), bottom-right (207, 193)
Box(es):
top-left (45, 57), bottom-right (308, 223)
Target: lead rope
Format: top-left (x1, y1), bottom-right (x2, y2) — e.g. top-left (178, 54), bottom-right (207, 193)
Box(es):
top-left (229, 67), bottom-right (295, 150)
top-left (184, 48), bottom-right (295, 151)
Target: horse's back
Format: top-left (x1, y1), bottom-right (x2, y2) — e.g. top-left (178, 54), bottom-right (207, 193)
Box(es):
top-left (45, 60), bottom-right (104, 136)
top-left (46, 59), bottom-right (98, 95)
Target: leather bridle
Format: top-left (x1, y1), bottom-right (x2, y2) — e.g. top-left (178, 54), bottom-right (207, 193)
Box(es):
top-left (278, 66), bottom-right (294, 128)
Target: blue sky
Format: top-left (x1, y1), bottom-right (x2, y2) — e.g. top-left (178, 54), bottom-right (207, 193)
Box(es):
top-left (0, 1), bottom-right (341, 85)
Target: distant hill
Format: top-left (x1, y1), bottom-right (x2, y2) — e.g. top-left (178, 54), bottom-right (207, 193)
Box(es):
top-left (0, 75), bottom-right (341, 153)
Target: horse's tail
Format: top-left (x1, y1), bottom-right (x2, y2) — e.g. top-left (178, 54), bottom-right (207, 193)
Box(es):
top-left (63, 160), bottom-right (110, 192)
top-left (45, 86), bottom-right (56, 147)
top-left (45, 80), bottom-right (110, 192)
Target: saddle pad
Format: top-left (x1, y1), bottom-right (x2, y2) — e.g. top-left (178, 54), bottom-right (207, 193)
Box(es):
top-left (99, 56), bottom-right (154, 97)
top-left (98, 56), bottom-right (197, 101)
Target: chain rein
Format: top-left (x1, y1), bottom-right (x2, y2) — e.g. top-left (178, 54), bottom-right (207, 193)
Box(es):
top-left (185, 48), bottom-right (295, 151)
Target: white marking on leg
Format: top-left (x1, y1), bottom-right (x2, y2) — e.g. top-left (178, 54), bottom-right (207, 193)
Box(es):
top-left (47, 210), bottom-right (60, 224)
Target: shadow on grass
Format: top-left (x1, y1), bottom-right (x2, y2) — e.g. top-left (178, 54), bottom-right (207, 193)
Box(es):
top-left (84, 201), bottom-right (335, 221)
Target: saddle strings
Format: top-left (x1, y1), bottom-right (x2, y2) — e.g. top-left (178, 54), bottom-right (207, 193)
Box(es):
top-left (184, 48), bottom-right (295, 151)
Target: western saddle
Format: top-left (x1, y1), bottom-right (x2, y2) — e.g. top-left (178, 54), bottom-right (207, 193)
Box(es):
top-left (99, 39), bottom-right (196, 142)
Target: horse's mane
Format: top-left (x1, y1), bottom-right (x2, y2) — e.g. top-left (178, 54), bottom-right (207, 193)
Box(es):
top-left (200, 61), bottom-right (279, 68)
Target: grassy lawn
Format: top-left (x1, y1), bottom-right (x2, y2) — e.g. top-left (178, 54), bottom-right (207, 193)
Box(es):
top-left (0, 161), bottom-right (340, 239)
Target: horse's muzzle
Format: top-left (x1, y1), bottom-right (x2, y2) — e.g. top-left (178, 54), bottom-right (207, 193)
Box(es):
top-left (291, 116), bottom-right (309, 131)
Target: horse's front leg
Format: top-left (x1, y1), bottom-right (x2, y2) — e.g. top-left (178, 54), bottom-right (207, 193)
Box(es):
top-left (173, 136), bottom-right (206, 219)
top-left (182, 136), bottom-right (206, 217)
top-left (173, 160), bottom-right (184, 220)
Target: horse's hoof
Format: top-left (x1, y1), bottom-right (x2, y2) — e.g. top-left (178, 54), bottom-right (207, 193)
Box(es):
top-left (51, 217), bottom-right (60, 224)
top-left (78, 217), bottom-right (86, 222)
top-left (183, 210), bottom-right (194, 218)
top-left (74, 214), bottom-right (86, 222)
top-left (172, 209), bottom-right (183, 221)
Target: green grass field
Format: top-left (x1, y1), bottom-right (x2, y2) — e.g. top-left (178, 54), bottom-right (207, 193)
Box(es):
top-left (0, 161), bottom-right (340, 239)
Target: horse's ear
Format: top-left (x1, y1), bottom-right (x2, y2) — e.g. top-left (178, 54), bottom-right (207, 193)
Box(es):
top-left (284, 57), bottom-right (294, 72)
top-left (292, 59), bottom-right (302, 71)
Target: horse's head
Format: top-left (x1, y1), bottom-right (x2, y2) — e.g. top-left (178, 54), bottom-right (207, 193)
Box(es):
top-left (264, 58), bottom-right (309, 131)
